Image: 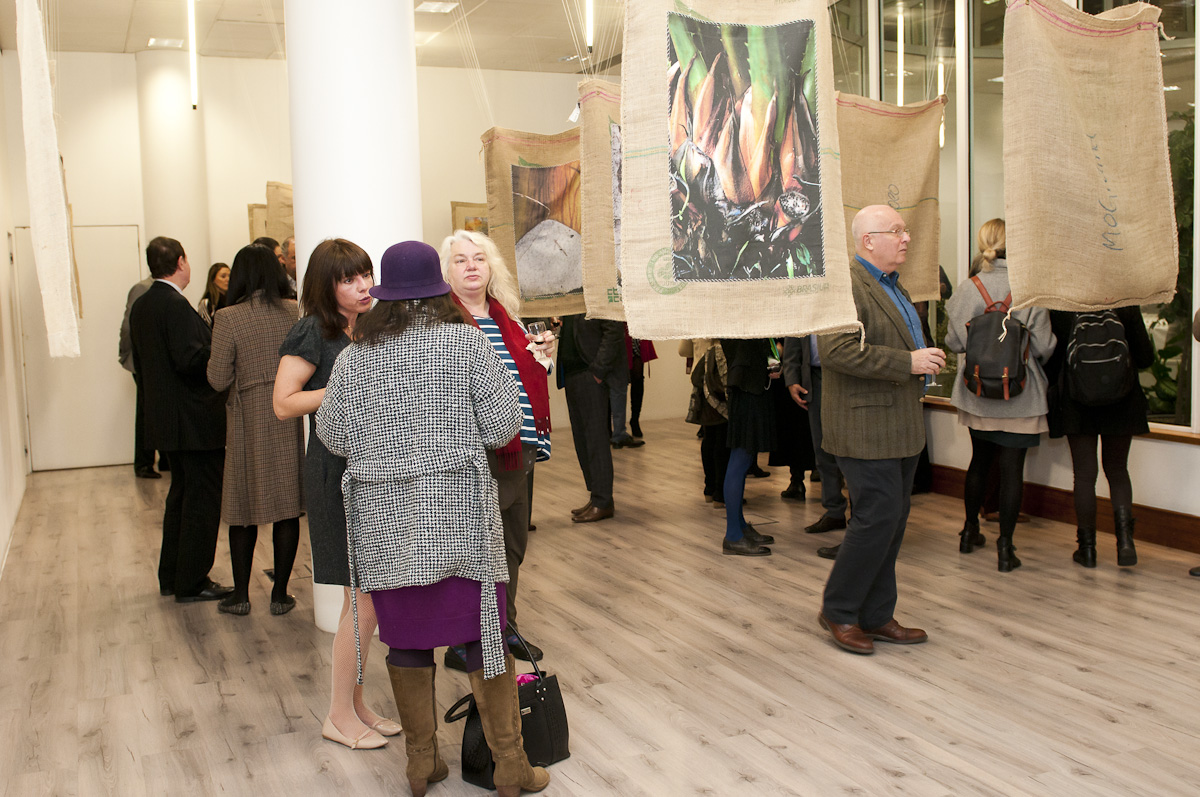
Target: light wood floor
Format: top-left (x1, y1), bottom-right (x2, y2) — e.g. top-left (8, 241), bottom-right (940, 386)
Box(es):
top-left (3, 418), bottom-right (1200, 796)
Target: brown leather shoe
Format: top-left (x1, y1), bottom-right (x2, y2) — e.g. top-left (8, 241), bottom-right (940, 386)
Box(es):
top-left (572, 505), bottom-right (613, 523)
top-left (817, 611), bottom-right (874, 654)
top-left (862, 619), bottom-right (928, 645)
top-left (571, 501), bottom-right (593, 516)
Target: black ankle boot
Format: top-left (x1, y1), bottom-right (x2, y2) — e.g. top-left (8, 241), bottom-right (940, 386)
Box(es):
top-left (1114, 505), bottom-right (1137, 566)
top-left (959, 519), bottom-right (985, 554)
top-left (997, 536), bottom-right (1022, 572)
top-left (1072, 528), bottom-right (1097, 568)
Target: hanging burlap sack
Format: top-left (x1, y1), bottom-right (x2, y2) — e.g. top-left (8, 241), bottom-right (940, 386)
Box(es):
top-left (482, 127), bottom-right (585, 318)
top-left (247, 203), bottom-right (268, 243)
top-left (837, 93), bottom-right (945, 303)
top-left (265, 181), bottom-right (294, 245)
top-left (579, 79), bottom-right (626, 321)
top-left (1004, 0), bottom-right (1177, 310)
top-left (620, 0), bottom-right (860, 341)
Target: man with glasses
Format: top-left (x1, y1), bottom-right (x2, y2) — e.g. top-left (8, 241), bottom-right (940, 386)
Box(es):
top-left (814, 204), bottom-right (945, 655)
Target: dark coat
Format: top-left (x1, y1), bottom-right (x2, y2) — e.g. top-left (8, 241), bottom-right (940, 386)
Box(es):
top-left (129, 281), bottom-right (226, 452)
top-left (818, 262), bottom-right (926, 460)
top-left (1045, 307), bottom-right (1154, 438)
top-left (556, 315), bottom-right (626, 386)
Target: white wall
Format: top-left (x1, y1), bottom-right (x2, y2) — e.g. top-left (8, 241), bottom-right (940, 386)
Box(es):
top-left (0, 54), bottom-right (29, 567)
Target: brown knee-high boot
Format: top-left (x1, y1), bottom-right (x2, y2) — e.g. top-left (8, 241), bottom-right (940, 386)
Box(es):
top-left (467, 654), bottom-right (550, 797)
top-left (386, 664), bottom-right (449, 797)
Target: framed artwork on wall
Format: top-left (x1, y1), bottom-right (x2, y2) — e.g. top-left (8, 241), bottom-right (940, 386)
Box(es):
top-left (451, 201), bottom-right (489, 234)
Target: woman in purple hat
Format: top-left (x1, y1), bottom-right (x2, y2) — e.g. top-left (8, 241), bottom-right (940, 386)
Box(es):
top-left (316, 240), bottom-right (550, 797)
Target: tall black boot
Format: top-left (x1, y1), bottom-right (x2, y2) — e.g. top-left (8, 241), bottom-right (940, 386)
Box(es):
top-left (1072, 528), bottom-right (1097, 568)
top-left (959, 518), bottom-right (985, 554)
top-left (996, 534), bottom-right (1021, 573)
top-left (1114, 505), bottom-right (1137, 567)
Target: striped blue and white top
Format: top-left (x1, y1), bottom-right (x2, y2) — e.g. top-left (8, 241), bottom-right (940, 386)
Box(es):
top-left (475, 316), bottom-right (551, 461)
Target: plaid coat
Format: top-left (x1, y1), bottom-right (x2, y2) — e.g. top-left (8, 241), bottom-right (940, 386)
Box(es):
top-left (316, 319), bottom-right (522, 678)
top-left (818, 262), bottom-right (926, 461)
top-left (208, 297), bottom-right (304, 525)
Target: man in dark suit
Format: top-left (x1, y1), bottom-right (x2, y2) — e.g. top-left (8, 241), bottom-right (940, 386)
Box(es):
top-left (782, 335), bottom-right (848, 541)
top-left (815, 205), bottom-right (945, 654)
top-left (129, 236), bottom-right (231, 603)
top-left (119, 275), bottom-right (161, 479)
top-left (556, 314), bottom-right (625, 522)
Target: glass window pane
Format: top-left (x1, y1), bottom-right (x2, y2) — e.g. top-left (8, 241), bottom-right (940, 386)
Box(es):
top-left (830, 0), bottom-right (867, 95)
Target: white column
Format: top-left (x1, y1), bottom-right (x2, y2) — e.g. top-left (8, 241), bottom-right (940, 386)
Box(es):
top-left (135, 50), bottom-right (211, 303)
top-left (285, 0), bottom-right (424, 631)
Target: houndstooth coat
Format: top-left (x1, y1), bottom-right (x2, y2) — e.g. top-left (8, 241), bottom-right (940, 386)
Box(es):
top-left (208, 296), bottom-right (304, 525)
top-left (316, 317), bottom-right (522, 678)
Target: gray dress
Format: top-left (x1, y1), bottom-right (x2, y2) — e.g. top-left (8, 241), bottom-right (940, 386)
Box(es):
top-left (279, 316), bottom-right (352, 586)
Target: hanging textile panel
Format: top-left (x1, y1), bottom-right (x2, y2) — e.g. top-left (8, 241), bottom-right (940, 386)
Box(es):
top-left (579, 79), bottom-right (626, 321)
top-left (17, 0), bottom-right (80, 357)
top-left (482, 127), bottom-right (585, 318)
top-left (620, 0), bottom-right (860, 341)
top-left (265, 182), bottom-right (295, 246)
top-left (837, 93), bottom-right (945, 304)
top-left (248, 203), bottom-right (268, 243)
top-left (1003, 0), bottom-right (1176, 311)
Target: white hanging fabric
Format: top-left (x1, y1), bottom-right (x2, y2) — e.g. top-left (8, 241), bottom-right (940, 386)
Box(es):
top-left (17, 0), bottom-right (80, 358)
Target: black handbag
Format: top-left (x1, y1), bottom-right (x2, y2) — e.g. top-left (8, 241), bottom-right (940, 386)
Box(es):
top-left (443, 632), bottom-right (570, 790)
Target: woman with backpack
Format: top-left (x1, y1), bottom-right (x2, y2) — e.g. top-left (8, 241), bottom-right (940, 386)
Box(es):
top-left (945, 219), bottom-right (1057, 572)
top-left (1045, 300), bottom-right (1154, 569)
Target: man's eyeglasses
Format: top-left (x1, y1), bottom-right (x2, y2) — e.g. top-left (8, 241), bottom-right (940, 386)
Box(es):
top-left (867, 228), bottom-right (912, 238)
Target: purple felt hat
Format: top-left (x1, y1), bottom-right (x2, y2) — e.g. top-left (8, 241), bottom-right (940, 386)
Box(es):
top-left (369, 241), bottom-right (452, 301)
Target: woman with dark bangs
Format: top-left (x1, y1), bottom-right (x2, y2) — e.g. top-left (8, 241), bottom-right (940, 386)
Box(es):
top-left (272, 239), bottom-right (400, 750)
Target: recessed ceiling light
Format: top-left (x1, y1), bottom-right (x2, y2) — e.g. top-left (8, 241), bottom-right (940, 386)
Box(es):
top-left (147, 37), bottom-right (184, 49)
top-left (416, 2), bottom-right (458, 12)
top-left (1164, 85), bottom-right (1181, 91)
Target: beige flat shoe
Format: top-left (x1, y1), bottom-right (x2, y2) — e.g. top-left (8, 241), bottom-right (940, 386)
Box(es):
top-left (321, 716), bottom-right (388, 749)
top-left (368, 717), bottom-right (402, 737)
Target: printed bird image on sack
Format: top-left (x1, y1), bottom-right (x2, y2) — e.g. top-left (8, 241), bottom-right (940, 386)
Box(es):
top-left (963, 276), bottom-right (1030, 400)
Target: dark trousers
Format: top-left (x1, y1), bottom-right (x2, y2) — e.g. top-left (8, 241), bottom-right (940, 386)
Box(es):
top-left (822, 453), bottom-right (920, 629)
top-left (132, 372), bottom-right (157, 471)
top-left (807, 368), bottom-right (847, 520)
top-left (159, 448), bottom-right (225, 596)
top-left (700, 421), bottom-right (730, 502)
top-left (565, 371), bottom-right (614, 509)
top-left (491, 445), bottom-right (536, 632)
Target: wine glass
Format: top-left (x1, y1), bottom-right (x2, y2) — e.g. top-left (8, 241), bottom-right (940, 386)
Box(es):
top-left (527, 321), bottom-right (550, 342)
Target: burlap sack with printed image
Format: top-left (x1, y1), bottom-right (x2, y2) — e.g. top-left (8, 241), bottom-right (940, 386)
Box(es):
top-left (838, 93), bottom-right (945, 303)
top-left (1003, 0), bottom-right (1177, 311)
top-left (620, 0), bottom-right (860, 341)
top-left (579, 79), bottom-right (626, 320)
top-left (482, 127), bottom-right (586, 318)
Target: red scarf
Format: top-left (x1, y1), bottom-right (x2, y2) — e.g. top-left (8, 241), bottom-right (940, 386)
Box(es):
top-left (454, 294), bottom-right (552, 471)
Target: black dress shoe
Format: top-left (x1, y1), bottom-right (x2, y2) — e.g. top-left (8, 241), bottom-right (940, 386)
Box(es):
top-left (135, 467), bottom-right (162, 480)
top-left (817, 544), bottom-right (840, 560)
top-left (507, 634), bottom-right (544, 662)
top-left (722, 537), bottom-right (771, 556)
top-left (159, 587), bottom-right (173, 597)
top-left (780, 483), bottom-right (806, 501)
top-left (611, 436), bottom-right (645, 448)
top-left (742, 524), bottom-right (775, 546)
top-left (805, 516), bottom-right (847, 534)
top-left (175, 580), bottom-right (234, 603)
top-left (748, 465), bottom-right (771, 478)
top-left (1191, 565), bottom-right (1200, 577)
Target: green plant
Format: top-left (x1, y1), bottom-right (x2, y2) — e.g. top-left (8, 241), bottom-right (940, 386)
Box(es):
top-left (1147, 109), bottom-right (1194, 423)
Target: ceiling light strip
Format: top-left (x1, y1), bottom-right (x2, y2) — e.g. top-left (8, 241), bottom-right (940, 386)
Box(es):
top-left (187, 0), bottom-right (198, 109)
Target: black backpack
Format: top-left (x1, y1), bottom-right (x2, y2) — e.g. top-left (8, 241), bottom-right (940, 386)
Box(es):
top-left (1066, 310), bottom-right (1136, 406)
top-left (962, 276), bottom-right (1030, 401)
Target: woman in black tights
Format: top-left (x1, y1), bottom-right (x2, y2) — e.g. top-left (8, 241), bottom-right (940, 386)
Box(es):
top-left (944, 219), bottom-right (1057, 572)
top-left (1045, 306), bottom-right (1154, 568)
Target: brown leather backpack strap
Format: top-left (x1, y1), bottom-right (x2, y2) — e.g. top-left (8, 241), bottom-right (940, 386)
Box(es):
top-left (971, 275), bottom-right (995, 308)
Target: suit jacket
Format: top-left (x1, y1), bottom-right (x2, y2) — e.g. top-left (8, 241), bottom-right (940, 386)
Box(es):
top-left (118, 277), bottom-right (154, 373)
top-left (556, 315), bottom-right (626, 387)
top-left (817, 261), bottom-right (925, 460)
top-left (782, 335), bottom-right (815, 394)
top-left (130, 281), bottom-right (226, 451)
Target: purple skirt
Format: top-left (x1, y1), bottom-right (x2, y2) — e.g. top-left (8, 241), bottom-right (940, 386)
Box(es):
top-left (371, 577), bottom-right (507, 650)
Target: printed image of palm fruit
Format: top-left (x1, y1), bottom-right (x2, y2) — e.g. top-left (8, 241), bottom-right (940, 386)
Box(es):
top-left (668, 13), bottom-right (823, 282)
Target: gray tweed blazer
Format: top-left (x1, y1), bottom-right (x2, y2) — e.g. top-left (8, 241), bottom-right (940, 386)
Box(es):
top-left (817, 261), bottom-right (926, 461)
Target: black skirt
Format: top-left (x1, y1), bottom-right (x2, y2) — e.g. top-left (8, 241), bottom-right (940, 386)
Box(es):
top-left (726, 385), bottom-right (777, 453)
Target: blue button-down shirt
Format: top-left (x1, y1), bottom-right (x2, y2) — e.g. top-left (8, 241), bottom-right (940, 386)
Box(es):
top-left (854, 254), bottom-right (925, 349)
